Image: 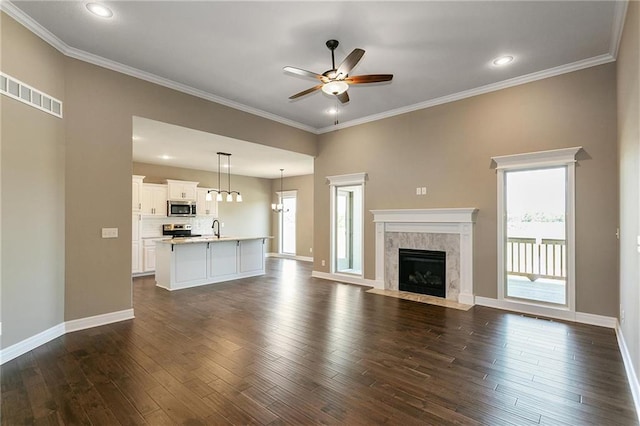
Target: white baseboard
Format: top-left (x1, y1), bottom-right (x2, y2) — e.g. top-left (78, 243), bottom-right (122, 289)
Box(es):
top-left (0, 308), bottom-right (135, 365)
top-left (311, 270), bottom-right (383, 289)
top-left (458, 293), bottom-right (475, 305)
top-left (0, 323), bottom-right (65, 365)
top-left (266, 253), bottom-right (313, 262)
top-left (616, 323), bottom-right (640, 423)
top-left (475, 296), bottom-right (617, 328)
top-left (65, 308), bottom-right (135, 333)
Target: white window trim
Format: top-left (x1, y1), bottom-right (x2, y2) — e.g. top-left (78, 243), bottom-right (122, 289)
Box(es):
top-left (493, 147), bottom-right (581, 312)
top-left (327, 173), bottom-right (367, 277)
top-left (276, 190), bottom-right (298, 198)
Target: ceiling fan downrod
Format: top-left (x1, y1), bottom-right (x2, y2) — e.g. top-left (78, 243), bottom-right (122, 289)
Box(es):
top-left (326, 39), bottom-right (339, 71)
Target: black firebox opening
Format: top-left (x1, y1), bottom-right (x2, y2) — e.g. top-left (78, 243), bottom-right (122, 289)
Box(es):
top-left (399, 248), bottom-right (446, 297)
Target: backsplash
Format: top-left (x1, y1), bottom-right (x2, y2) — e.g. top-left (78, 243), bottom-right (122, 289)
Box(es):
top-left (139, 216), bottom-right (218, 238)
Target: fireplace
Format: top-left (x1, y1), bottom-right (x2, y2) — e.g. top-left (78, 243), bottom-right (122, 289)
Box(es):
top-left (399, 248), bottom-right (446, 297)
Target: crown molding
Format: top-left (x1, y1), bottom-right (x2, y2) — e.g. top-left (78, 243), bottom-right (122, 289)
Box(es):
top-left (610, 0), bottom-right (629, 59)
top-left (0, 1), bottom-right (317, 134)
top-left (317, 53), bottom-right (616, 134)
top-left (2, 1), bottom-right (625, 136)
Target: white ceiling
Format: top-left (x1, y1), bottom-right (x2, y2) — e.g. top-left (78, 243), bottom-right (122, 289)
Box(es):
top-left (133, 117), bottom-right (313, 178)
top-left (5, 1), bottom-right (626, 176)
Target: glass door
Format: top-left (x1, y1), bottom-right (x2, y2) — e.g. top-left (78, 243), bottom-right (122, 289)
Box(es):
top-left (281, 194), bottom-right (296, 255)
top-left (504, 167), bottom-right (567, 305)
top-left (334, 185), bottom-right (362, 275)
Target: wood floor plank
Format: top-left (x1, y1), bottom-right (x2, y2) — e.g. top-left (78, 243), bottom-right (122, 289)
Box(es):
top-left (1, 258), bottom-right (637, 425)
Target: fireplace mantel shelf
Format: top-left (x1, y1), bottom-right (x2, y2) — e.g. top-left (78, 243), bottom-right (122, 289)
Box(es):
top-left (371, 208), bottom-right (478, 305)
top-left (371, 208), bottom-right (478, 223)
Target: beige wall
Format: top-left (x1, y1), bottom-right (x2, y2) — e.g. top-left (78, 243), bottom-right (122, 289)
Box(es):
top-left (1, 14), bottom-right (66, 348)
top-left (63, 57), bottom-right (315, 321)
top-left (270, 174), bottom-right (314, 257)
top-left (617, 1), bottom-right (640, 386)
top-left (1, 11), bottom-right (316, 332)
top-left (133, 162), bottom-right (272, 242)
top-left (315, 63), bottom-right (619, 317)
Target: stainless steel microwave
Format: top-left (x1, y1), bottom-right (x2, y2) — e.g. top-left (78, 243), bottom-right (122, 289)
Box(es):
top-left (167, 200), bottom-right (196, 217)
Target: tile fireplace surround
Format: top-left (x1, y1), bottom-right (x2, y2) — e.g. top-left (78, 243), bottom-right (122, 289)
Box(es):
top-left (371, 208), bottom-right (478, 305)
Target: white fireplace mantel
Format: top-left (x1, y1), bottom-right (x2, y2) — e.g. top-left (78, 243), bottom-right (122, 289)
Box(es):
top-left (371, 208), bottom-right (478, 305)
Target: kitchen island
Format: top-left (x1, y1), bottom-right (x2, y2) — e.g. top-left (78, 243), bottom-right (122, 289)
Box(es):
top-left (155, 236), bottom-right (271, 291)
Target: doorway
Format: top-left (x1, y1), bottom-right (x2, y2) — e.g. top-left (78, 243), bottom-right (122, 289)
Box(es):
top-left (493, 146), bottom-right (579, 311)
top-left (280, 192), bottom-right (297, 255)
top-left (504, 167), bottom-right (567, 305)
top-left (334, 185), bottom-right (363, 275)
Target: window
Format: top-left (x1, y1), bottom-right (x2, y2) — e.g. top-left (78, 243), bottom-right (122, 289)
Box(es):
top-left (493, 147), bottom-right (580, 310)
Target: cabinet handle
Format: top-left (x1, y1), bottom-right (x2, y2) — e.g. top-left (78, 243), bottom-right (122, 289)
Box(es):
top-left (138, 203), bottom-right (141, 210)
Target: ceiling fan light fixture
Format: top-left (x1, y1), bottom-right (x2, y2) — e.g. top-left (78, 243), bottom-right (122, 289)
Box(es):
top-left (322, 81), bottom-right (349, 95)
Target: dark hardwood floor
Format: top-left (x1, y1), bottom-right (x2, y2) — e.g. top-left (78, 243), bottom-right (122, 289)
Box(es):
top-left (2, 258), bottom-right (637, 425)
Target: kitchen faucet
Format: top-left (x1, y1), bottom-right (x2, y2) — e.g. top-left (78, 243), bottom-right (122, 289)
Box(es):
top-left (211, 219), bottom-right (220, 238)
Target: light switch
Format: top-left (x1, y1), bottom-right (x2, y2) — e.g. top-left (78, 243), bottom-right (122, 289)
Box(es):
top-left (421, 187), bottom-right (427, 195)
top-left (102, 228), bottom-right (118, 238)
top-left (416, 187), bottom-right (421, 195)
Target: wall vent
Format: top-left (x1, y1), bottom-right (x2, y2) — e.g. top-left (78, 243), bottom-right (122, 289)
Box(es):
top-left (0, 72), bottom-right (63, 118)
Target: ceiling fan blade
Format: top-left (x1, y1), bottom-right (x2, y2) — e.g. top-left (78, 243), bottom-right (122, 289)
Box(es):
top-left (336, 91), bottom-right (350, 104)
top-left (344, 74), bottom-right (394, 84)
top-left (336, 48), bottom-right (365, 78)
top-left (289, 84), bottom-right (323, 99)
top-left (283, 66), bottom-right (325, 81)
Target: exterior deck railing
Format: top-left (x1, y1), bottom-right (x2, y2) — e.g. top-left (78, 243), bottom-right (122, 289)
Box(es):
top-left (506, 237), bottom-right (566, 281)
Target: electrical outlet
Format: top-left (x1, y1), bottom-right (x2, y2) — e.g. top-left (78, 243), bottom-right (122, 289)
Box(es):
top-left (221, 222), bottom-right (225, 228)
top-left (421, 187), bottom-right (427, 195)
top-left (309, 247), bottom-right (313, 253)
top-left (101, 228), bottom-right (118, 238)
top-left (322, 260), bottom-right (326, 266)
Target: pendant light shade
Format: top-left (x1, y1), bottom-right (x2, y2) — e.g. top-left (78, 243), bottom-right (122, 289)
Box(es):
top-left (207, 152), bottom-right (243, 203)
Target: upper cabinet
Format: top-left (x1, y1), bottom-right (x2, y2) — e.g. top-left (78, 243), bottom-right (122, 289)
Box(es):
top-left (167, 180), bottom-right (198, 201)
top-left (141, 184), bottom-right (168, 216)
top-left (132, 175), bottom-right (144, 212)
top-left (196, 188), bottom-right (218, 217)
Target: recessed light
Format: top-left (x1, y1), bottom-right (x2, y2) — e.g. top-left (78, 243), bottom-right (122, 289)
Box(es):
top-left (160, 154), bottom-right (171, 160)
top-left (326, 108), bottom-right (338, 115)
top-left (492, 55), bottom-right (514, 67)
top-left (86, 3), bottom-right (113, 18)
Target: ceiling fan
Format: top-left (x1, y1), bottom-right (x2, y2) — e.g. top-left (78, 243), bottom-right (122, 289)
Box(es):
top-left (284, 39), bottom-right (393, 104)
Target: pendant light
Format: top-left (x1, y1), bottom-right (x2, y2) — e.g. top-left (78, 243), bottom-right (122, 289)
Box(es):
top-left (206, 152), bottom-right (242, 202)
top-left (271, 169), bottom-right (289, 213)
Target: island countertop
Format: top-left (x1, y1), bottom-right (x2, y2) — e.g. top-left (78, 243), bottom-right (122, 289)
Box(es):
top-left (157, 235), bottom-right (273, 245)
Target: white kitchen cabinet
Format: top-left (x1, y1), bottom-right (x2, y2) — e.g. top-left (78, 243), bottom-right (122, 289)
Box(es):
top-left (132, 214), bottom-right (142, 274)
top-left (132, 175), bottom-right (144, 212)
top-left (132, 241), bottom-right (142, 274)
top-left (167, 180), bottom-right (198, 201)
top-left (143, 238), bottom-right (163, 272)
top-left (209, 240), bottom-right (238, 279)
top-left (196, 188), bottom-right (218, 217)
top-left (240, 239), bottom-right (265, 273)
top-left (141, 184), bottom-right (168, 216)
top-left (174, 243), bottom-right (208, 284)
